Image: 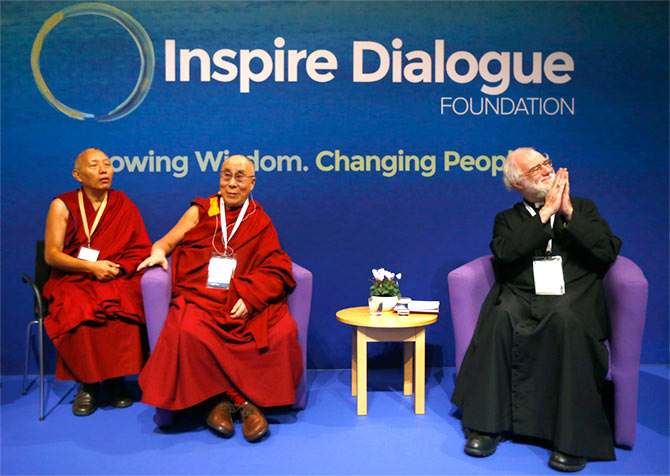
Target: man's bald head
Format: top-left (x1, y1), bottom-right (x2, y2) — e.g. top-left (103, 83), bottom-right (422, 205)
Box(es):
top-left (72, 148), bottom-right (113, 191)
top-left (220, 154), bottom-right (255, 175)
top-left (74, 148), bottom-right (107, 171)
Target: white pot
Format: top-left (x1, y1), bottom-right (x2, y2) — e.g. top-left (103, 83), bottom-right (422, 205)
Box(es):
top-left (370, 295), bottom-right (398, 312)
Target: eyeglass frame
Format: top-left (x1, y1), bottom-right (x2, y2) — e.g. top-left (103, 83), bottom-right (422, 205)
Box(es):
top-left (524, 157), bottom-right (553, 177)
top-left (220, 172), bottom-right (255, 185)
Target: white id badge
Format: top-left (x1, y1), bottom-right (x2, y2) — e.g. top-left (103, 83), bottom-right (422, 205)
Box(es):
top-left (207, 254), bottom-right (236, 289)
top-left (532, 256), bottom-right (565, 295)
top-left (77, 246), bottom-right (100, 262)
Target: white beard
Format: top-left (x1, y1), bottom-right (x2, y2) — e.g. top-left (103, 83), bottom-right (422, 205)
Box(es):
top-left (522, 174), bottom-right (554, 201)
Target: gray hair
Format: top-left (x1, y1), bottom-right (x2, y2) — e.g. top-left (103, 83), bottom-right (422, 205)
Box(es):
top-left (503, 148), bottom-right (527, 190)
top-left (503, 147), bottom-right (548, 190)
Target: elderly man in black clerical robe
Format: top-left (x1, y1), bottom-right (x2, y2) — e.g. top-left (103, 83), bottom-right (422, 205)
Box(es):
top-left (452, 147), bottom-right (621, 473)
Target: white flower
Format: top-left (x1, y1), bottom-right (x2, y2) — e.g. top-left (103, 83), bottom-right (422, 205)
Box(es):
top-left (372, 267), bottom-right (402, 281)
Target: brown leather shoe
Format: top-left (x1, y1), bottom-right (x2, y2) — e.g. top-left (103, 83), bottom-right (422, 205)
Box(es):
top-left (239, 401), bottom-right (268, 442)
top-left (72, 383), bottom-right (98, 416)
top-left (206, 398), bottom-right (237, 437)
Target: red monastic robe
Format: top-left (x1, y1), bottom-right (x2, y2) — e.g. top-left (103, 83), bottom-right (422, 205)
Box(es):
top-left (139, 196), bottom-right (303, 410)
top-left (43, 189), bottom-right (152, 383)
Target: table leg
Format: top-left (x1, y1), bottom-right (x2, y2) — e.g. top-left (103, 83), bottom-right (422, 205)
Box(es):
top-left (351, 326), bottom-right (357, 396)
top-left (403, 341), bottom-right (413, 395)
top-left (356, 327), bottom-right (367, 416)
top-left (414, 327), bottom-right (426, 414)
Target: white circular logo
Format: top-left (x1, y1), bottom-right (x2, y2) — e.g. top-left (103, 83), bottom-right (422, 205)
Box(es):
top-left (31, 3), bottom-right (155, 121)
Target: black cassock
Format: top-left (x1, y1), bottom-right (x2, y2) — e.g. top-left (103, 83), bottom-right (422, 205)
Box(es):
top-left (451, 197), bottom-right (622, 460)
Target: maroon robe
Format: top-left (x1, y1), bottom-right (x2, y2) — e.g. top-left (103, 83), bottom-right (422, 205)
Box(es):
top-left (139, 196), bottom-right (303, 410)
top-left (43, 189), bottom-right (151, 383)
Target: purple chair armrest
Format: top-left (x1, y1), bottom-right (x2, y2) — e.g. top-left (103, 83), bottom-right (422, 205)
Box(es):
top-left (288, 262), bottom-right (313, 410)
top-left (141, 257), bottom-right (173, 428)
top-left (603, 256), bottom-right (648, 448)
top-left (141, 257), bottom-right (173, 351)
top-left (448, 255), bottom-right (496, 372)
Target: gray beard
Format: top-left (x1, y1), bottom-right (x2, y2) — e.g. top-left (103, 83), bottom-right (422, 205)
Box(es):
top-left (524, 180), bottom-right (551, 202)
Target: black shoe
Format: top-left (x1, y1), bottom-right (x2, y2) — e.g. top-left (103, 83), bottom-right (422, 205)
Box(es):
top-left (103, 377), bottom-right (133, 408)
top-left (548, 450), bottom-right (587, 472)
top-left (464, 432), bottom-right (499, 457)
top-left (73, 383), bottom-right (99, 416)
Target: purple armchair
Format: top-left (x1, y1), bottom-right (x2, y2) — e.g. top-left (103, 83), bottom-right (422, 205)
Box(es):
top-left (448, 255), bottom-right (647, 449)
top-left (141, 257), bottom-right (313, 427)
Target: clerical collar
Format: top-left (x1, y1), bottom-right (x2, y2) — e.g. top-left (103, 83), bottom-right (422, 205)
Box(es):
top-left (524, 199), bottom-right (544, 209)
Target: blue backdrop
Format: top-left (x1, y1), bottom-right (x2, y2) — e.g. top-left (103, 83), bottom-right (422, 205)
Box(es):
top-left (2, 1), bottom-right (668, 373)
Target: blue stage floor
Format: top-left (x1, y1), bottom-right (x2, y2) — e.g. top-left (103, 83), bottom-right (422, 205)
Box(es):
top-left (1, 366), bottom-right (668, 475)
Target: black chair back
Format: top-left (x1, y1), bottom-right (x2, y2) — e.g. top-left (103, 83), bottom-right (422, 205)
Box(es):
top-left (23, 240), bottom-right (50, 319)
top-left (34, 241), bottom-right (50, 294)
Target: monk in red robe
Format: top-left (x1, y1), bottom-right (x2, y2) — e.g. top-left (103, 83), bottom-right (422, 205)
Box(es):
top-left (137, 154), bottom-right (302, 442)
top-left (44, 148), bottom-right (151, 416)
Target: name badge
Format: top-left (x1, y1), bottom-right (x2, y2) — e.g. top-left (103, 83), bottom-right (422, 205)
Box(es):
top-left (207, 254), bottom-right (237, 289)
top-left (532, 255), bottom-right (565, 295)
top-left (77, 246), bottom-right (100, 262)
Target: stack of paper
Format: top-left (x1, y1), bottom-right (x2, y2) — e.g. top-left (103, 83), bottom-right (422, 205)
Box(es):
top-left (407, 300), bottom-right (440, 313)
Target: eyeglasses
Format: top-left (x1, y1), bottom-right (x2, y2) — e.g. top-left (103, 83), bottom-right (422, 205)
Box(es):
top-left (221, 172), bottom-right (255, 185)
top-left (525, 158), bottom-right (553, 176)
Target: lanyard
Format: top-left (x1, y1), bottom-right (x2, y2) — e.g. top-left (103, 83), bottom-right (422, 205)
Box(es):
top-left (78, 189), bottom-right (108, 247)
top-left (219, 197), bottom-right (249, 254)
top-left (524, 202), bottom-right (554, 254)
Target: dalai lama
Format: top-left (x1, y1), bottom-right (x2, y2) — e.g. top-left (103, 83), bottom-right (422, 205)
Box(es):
top-left (43, 148), bottom-right (152, 416)
top-left (138, 154), bottom-right (303, 442)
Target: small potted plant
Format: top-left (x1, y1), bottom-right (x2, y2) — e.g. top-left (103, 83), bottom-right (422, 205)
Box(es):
top-left (369, 268), bottom-right (402, 311)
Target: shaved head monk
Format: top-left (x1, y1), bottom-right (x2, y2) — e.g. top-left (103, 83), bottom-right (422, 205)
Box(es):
top-left (43, 148), bottom-right (152, 416)
top-left (138, 154), bottom-right (303, 442)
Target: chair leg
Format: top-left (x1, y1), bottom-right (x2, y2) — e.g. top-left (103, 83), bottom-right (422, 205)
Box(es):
top-left (155, 408), bottom-right (174, 428)
top-left (39, 319), bottom-right (45, 421)
top-left (22, 320), bottom-right (38, 395)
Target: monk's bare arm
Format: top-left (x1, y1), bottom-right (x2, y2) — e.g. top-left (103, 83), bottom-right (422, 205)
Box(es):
top-left (137, 205), bottom-right (200, 271)
top-left (44, 199), bottom-right (120, 280)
